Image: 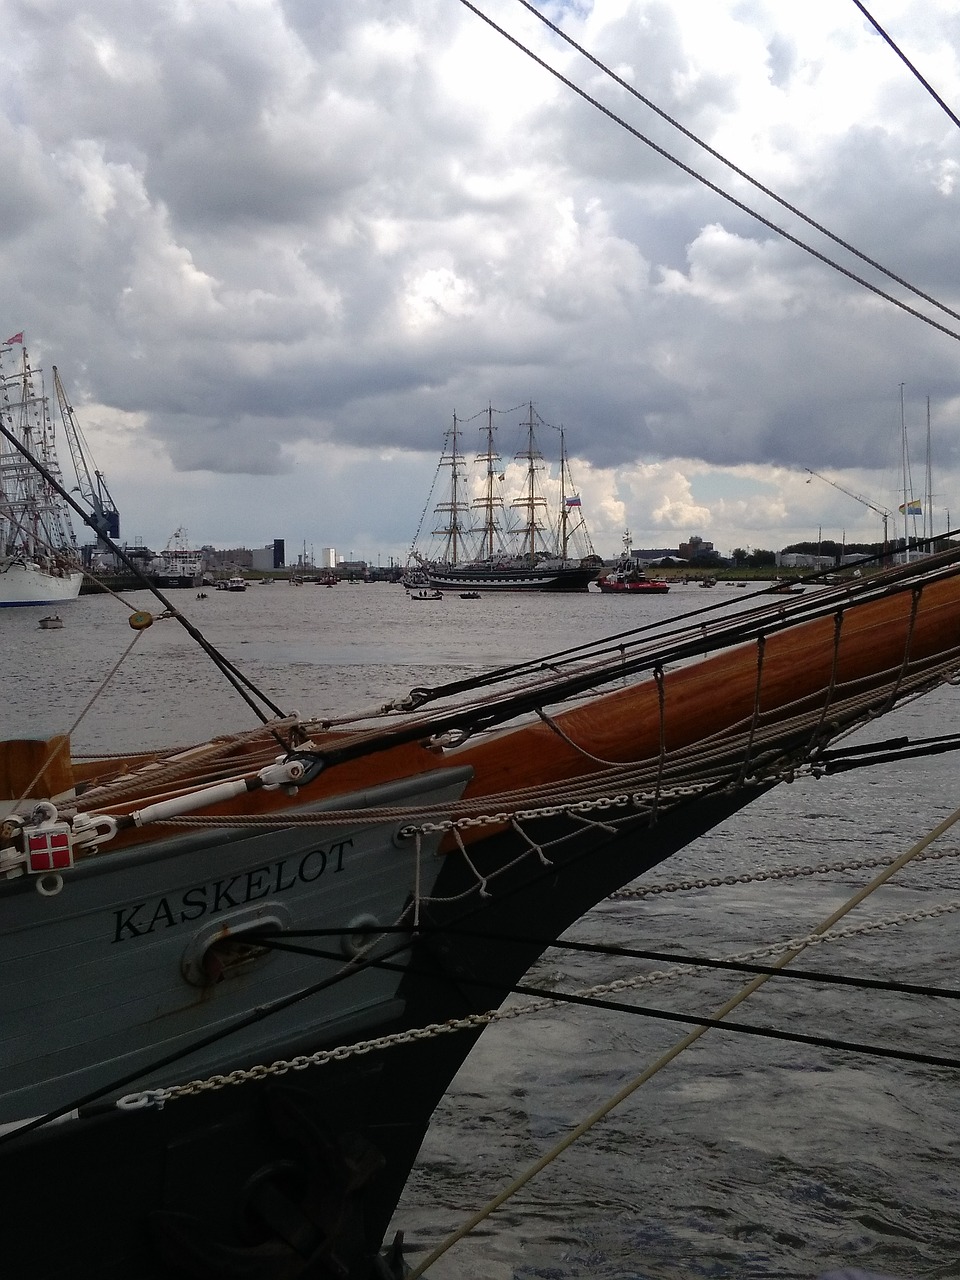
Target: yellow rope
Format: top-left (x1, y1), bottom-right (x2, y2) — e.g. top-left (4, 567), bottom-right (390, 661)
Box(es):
top-left (406, 798), bottom-right (960, 1278)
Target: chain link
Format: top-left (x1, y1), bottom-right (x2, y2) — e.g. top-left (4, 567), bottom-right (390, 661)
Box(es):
top-left (610, 846), bottom-right (960, 900)
top-left (116, 892), bottom-right (960, 1113)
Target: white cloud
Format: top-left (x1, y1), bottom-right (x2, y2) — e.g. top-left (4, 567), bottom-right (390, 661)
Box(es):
top-left (2, 0), bottom-right (959, 558)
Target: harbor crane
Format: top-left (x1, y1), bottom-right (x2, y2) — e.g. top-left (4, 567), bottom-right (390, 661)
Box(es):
top-left (52, 365), bottom-right (120, 544)
top-left (804, 466), bottom-right (891, 547)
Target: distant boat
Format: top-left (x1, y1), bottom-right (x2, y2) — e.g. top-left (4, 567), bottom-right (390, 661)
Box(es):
top-left (459, 591), bottom-right (481, 599)
top-left (598, 534), bottom-right (670, 593)
top-left (7, 533), bottom-right (960, 1280)
top-left (8, 382), bottom-right (960, 1279)
top-left (37, 615), bottom-right (63, 629)
top-left (411, 588), bottom-right (443, 600)
top-left (226, 576), bottom-right (247, 592)
top-left (598, 572), bottom-right (670, 594)
top-left (410, 404), bottom-right (599, 593)
top-left (0, 342), bottom-right (84, 608)
top-left (152, 528), bottom-right (204, 589)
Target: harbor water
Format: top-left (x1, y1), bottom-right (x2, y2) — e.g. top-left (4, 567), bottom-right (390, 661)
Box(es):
top-left (3, 581), bottom-right (959, 1279)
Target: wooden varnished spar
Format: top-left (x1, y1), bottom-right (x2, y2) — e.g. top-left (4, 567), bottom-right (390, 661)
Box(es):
top-left (6, 567), bottom-right (960, 851)
top-left (453, 567), bottom-right (960, 798)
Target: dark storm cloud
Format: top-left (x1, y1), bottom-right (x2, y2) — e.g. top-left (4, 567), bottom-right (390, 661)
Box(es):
top-left (2, 0), bottom-right (959, 555)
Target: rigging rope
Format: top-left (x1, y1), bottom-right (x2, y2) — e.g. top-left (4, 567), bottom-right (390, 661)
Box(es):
top-left (0, 411), bottom-right (292, 733)
top-left (405, 793), bottom-right (960, 1277)
top-left (9, 629), bottom-right (145, 812)
top-left (850, 0), bottom-right (960, 132)
top-left (511, 0), bottom-right (960, 328)
top-left (457, 0), bottom-right (960, 345)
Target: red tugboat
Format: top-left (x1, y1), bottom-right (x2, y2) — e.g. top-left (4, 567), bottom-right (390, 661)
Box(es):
top-left (597, 531), bottom-right (671, 593)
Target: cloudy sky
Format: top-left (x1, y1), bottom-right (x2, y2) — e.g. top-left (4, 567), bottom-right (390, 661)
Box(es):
top-left (4, 0), bottom-right (960, 563)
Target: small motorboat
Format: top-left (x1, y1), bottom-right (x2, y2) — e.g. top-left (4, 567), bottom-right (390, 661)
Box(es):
top-left (459, 591), bottom-right (481, 599)
top-left (37, 615), bottom-right (63, 629)
top-left (410, 588), bottom-right (443, 600)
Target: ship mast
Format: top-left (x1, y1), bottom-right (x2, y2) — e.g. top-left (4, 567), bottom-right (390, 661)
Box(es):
top-left (899, 382), bottom-right (921, 557)
top-left (511, 402), bottom-right (546, 562)
top-left (559, 425), bottom-right (568, 559)
top-left (472, 404), bottom-right (503, 560)
top-left (925, 395), bottom-right (933, 544)
top-left (431, 413), bottom-right (469, 565)
top-left (0, 345), bottom-right (77, 563)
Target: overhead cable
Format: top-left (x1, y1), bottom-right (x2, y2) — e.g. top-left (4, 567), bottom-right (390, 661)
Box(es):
top-left (851, 0), bottom-right (960, 132)
top-left (456, 0), bottom-right (960, 345)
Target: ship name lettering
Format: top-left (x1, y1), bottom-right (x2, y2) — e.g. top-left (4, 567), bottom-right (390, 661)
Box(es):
top-left (111, 839), bottom-right (353, 942)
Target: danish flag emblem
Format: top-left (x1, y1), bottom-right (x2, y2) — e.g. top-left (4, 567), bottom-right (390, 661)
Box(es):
top-left (26, 826), bottom-right (74, 873)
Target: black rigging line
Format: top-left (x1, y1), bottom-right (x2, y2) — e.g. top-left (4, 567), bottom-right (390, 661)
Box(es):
top-left (257, 939), bottom-right (960, 1073)
top-left (401, 540), bottom-right (929, 707)
top-left (0, 412), bottom-right (290, 732)
top-left (311, 558), bottom-right (960, 771)
top-left (0, 922), bottom-right (428, 1147)
top-left (851, 0), bottom-right (960, 132)
top-left (455, 0), bottom-right (960, 345)
top-left (510, 0), bottom-right (960, 328)
top-left (266, 928), bottom-right (960, 1002)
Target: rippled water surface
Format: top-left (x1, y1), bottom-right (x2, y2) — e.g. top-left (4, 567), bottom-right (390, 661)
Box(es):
top-left (3, 582), bottom-right (959, 1279)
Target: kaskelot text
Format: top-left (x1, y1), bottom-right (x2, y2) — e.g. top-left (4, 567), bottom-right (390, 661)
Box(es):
top-left (112, 840), bottom-right (353, 942)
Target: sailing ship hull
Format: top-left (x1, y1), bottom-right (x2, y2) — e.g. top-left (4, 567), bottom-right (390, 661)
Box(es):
top-left (424, 562), bottom-right (597, 592)
top-left (1, 783), bottom-right (769, 1280)
top-left (0, 560), bottom-right (83, 607)
top-left (0, 768), bottom-right (474, 1129)
top-left (5, 556), bottom-right (960, 1276)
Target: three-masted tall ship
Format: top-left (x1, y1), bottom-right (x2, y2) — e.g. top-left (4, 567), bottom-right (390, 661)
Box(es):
top-left (0, 337), bottom-right (85, 607)
top-left (410, 402), bottom-right (599, 592)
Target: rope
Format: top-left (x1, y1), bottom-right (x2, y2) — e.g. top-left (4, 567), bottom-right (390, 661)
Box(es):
top-left (406, 797), bottom-right (960, 1277)
top-left (532, 705), bottom-right (626, 768)
top-left (73, 715), bottom-right (303, 810)
top-left (735, 633), bottom-right (765, 787)
top-left (455, 0), bottom-right (960, 347)
top-left (512, 0), bottom-right (960, 326)
top-left (111, 891), bottom-right (960, 1119)
top-left (10, 629), bottom-right (144, 810)
top-left (877, 584), bottom-right (922, 717)
top-left (809, 610), bottom-right (845, 750)
top-left (651, 664), bottom-right (666, 823)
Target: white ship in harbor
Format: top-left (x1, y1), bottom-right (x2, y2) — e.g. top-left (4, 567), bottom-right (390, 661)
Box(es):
top-left (151, 527), bottom-right (204, 588)
top-left (0, 337), bottom-right (85, 608)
